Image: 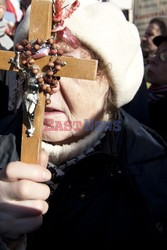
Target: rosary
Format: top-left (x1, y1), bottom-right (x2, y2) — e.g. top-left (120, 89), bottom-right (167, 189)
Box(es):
top-left (10, 0), bottom-right (80, 137)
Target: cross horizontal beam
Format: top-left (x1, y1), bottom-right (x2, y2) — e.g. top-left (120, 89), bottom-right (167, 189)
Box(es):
top-left (0, 50), bottom-right (98, 80)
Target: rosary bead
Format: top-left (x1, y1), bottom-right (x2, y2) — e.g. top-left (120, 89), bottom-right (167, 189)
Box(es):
top-left (52, 79), bottom-right (58, 86)
top-left (41, 84), bottom-right (48, 91)
top-left (48, 62), bottom-right (55, 68)
top-left (45, 98), bottom-right (51, 105)
top-left (57, 49), bottom-right (64, 56)
top-left (15, 43), bottom-right (20, 50)
top-left (46, 86), bottom-right (52, 94)
top-left (25, 50), bottom-right (32, 56)
top-left (28, 58), bottom-right (35, 65)
top-left (44, 76), bottom-right (53, 84)
top-left (47, 70), bottom-right (54, 76)
top-left (22, 59), bottom-right (27, 65)
top-left (55, 58), bottom-right (62, 65)
top-left (36, 38), bottom-right (43, 45)
top-left (37, 77), bottom-right (44, 83)
top-left (21, 39), bottom-right (29, 46)
top-left (32, 68), bottom-right (39, 75)
top-left (34, 44), bottom-right (40, 51)
top-left (17, 45), bottom-right (24, 51)
top-left (48, 38), bottom-right (54, 45)
top-left (26, 43), bottom-right (32, 50)
top-left (50, 49), bottom-right (57, 55)
top-left (55, 64), bottom-right (61, 71)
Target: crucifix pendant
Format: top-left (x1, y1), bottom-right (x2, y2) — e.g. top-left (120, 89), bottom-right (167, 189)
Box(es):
top-left (10, 51), bottom-right (40, 137)
top-left (23, 74), bottom-right (39, 137)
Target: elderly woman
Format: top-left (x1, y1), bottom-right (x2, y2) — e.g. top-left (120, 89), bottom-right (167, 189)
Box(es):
top-left (0, 0), bottom-right (167, 248)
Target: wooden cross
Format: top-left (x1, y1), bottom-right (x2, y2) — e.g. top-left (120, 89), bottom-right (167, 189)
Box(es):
top-left (0, 0), bottom-right (98, 164)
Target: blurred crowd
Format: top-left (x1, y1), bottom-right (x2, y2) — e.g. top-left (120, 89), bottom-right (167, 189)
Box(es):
top-left (0, 0), bottom-right (31, 49)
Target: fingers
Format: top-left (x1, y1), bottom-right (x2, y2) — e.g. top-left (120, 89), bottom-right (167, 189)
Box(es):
top-left (0, 200), bottom-right (49, 217)
top-left (39, 150), bottom-right (49, 168)
top-left (0, 161), bottom-right (51, 182)
top-left (3, 180), bottom-right (50, 201)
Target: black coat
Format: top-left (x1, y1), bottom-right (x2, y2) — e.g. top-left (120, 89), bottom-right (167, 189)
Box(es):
top-left (148, 96), bottom-right (167, 142)
top-left (0, 109), bottom-right (167, 247)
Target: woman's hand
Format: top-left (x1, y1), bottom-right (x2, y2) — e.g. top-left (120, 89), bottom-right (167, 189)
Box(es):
top-left (0, 151), bottom-right (51, 240)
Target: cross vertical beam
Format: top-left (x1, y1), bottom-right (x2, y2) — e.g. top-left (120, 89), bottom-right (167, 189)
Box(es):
top-left (21, 0), bottom-right (52, 163)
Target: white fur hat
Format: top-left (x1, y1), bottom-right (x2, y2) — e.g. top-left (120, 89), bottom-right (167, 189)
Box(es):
top-left (14, 0), bottom-right (144, 107)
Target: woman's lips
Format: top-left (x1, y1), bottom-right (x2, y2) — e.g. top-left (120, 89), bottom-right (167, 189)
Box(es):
top-left (44, 107), bottom-right (64, 115)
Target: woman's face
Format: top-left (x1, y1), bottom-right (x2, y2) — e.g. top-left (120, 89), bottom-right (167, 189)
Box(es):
top-left (42, 46), bottom-right (109, 144)
top-left (146, 41), bottom-right (167, 85)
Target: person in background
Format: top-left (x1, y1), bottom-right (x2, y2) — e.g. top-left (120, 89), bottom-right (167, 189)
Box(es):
top-left (141, 17), bottom-right (167, 66)
top-left (0, 0), bottom-right (14, 118)
top-left (146, 35), bottom-right (167, 141)
top-left (0, 1), bottom-right (167, 249)
top-left (4, 0), bottom-right (23, 38)
top-left (20, 0), bottom-right (31, 17)
top-left (0, 0), bottom-right (13, 49)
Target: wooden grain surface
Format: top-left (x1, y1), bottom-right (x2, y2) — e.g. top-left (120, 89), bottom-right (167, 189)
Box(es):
top-left (21, 0), bottom-right (52, 164)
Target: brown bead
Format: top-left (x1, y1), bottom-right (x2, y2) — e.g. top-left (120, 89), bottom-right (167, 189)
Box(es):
top-left (22, 59), bottom-right (27, 65)
top-left (46, 86), bottom-right (52, 94)
top-left (48, 62), bottom-right (55, 68)
top-left (57, 49), bottom-right (63, 56)
top-left (25, 50), bottom-right (32, 56)
top-left (32, 68), bottom-right (39, 75)
top-left (15, 43), bottom-right (20, 50)
top-left (17, 45), bottom-right (24, 51)
top-left (26, 43), bottom-right (32, 50)
top-left (47, 38), bottom-right (54, 45)
top-left (55, 58), bottom-right (62, 65)
top-left (44, 76), bottom-right (53, 84)
top-left (34, 44), bottom-right (40, 51)
top-left (51, 79), bottom-right (58, 86)
top-left (37, 77), bottom-right (44, 83)
top-left (50, 49), bottom-right (57, 55)
top-left (45, 99), bottom-right (51, 105)
top-left (55, 64), bottom-right (61, 71)
top-left (36, 38), bottom-right (43, 45)
top-left (41, 84), bottom-right (47, 91)
top-left (47, 70), bottom-right (54, 76)
top-left (21, 39), bottom-right (28, 46)
top-left (28, 58), bottom-right (35, 65)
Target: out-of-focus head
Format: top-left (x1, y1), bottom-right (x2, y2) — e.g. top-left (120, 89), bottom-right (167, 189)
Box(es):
top-left (141, 17), bottom-right (167, 55)
top-left (146, 35), bottom-right (167, 85)
top-left (15, 0), bottom-right (144, 108)
top-left (0, 0), bottom-right (6, 19)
